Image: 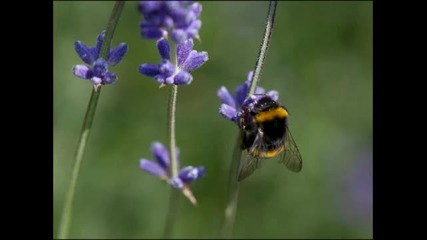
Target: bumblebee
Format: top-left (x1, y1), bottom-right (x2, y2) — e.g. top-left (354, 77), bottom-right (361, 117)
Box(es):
top-left (237, 94), bottom-right (302, 181)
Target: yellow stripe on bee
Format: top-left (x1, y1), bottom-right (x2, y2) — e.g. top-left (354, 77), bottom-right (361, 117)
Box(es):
top-left (251, 145), bottom-right (285, 158)
top-left (254, 107), bottom-right (288, 123)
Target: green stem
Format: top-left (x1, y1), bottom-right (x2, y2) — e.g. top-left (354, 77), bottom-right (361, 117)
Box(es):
top-left (219, 1), bottom-right (278, 238)
top-left (162, 189), bottom-right (180, 239)
top-left (57, 1), bottom-right (125, 238)
top-left (219, 134), bottom-right (243, 239)
top-left (163, 41), bottom-right (180, 239)
top-left (168, 41), bottom-right (179, 178)
top-left (168, 84), bottom-right (179, 177)
top-left (99, 1), bottom-right (126, 59)
top-left (248, 1), bottom-right (278, 95)
top-left (57, 89), bottom-right (101, 239)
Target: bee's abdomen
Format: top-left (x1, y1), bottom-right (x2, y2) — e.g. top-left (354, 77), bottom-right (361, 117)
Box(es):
top-left (257, 107), bottom-right (287, 143)
top-left (251, 145), bottom-right (284, 158)
top-left (254, 106), bottom-right (288, 123)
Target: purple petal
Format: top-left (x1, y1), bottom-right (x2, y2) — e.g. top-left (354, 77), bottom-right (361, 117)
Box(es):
top-left (179, 166), bottom-right (205, 183)
top-left (88, 47), bottom-right (98, 61)
top-left (186, 20), bottom-right (202, 39)
top-left (90, 77), bottom-right (102, 85)
top-left (72, 65), bottom-right (94, 79)
top-left (103, 72), bottom-right (117, 84)
top-left (235, 82), bottom-right (249, 108)
top-left (219, 104), bottom-right (237, 122)
top-left (145, 14), bottom-right (171, 28)
top-left (255, 86), bottom-right (265, 94)
top-left (139, 159), bottom-right (168, 178)
top-left (165, 2), bottom-right (188, 25)
top-left (171, 29), bottom-right (188, 44)
top-left (140, 22), bottom-right (166, 39)
top-left (165, 76), bottom-right (174, 85)
top-left (157, 38), bottom-right (170, 60)
top-left (189, 3), bottom-right (202, 18)
top-left (173, 71), bottom-right (193, 85)
top-left (181, 50), bottom-right (208, 72)
top-left (151, 142), bottom-right (170, 171)
top-left (138, 1), bottom-right (163, 15)
top-left (107, 43), bottom-right (128, 66)
top-left (266, 90), bottom-right (279, 101)
top-left (154, 75), bottom-right (166, 84)
top-left (163, 16), bottom-right (175, 28)
top-left (177, 1), bottom-right (193, 5)
top-left (246, 71), bottom-right (254, 83)
top-left (95, 30), bottom-right (106, 59)
top-left (74, 41), bottom-right (95, 65)
top-left (158, 60), bottom-right (175, 76)
top-left (169, 176), bottom-right (184, 189)
top-left (92, 58), bottom-right (108, 77)
top-left (176, 39), bottom-right (194, 66)
top-left (139, 64), bottom-right (160, 77)
top-left (217, 87), bottom-right (236, 108)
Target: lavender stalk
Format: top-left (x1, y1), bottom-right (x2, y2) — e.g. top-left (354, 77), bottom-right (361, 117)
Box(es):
top-left (57, 1), bottom-right (126, 238)
top-left (137, 2), bottom-right (209, 238)
top-left (219, 1), bottom-right (278, 238)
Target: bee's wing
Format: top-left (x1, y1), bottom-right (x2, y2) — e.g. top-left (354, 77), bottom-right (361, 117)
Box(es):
top-left (238, 152), bottom-right (262, 181)
top-left (238, 131), bottom-right (264, 181)
top-left (279, 127), bottom-right (302, 172)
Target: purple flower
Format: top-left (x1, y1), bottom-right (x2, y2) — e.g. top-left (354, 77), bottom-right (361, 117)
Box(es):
top-left (138, 1), bottom-right (203, 43)
top-left (217, 70), bottom-right (279, 123)
top-left (138, 38), bottom-right (208, 86)
top-left (139, 142), bottom-right (205, 190)
top-left (72, 30), bottom-right (128, 87)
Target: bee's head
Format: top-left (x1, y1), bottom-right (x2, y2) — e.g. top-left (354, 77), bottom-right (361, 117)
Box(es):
top-left (253, 95), bottom-right (279, 112)
top-left (241, 94), bottom-right (270, 109)
top-left (240, 94), bottom-right (280, 115)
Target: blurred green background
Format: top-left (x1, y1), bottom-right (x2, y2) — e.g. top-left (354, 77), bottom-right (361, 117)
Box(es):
top-left (54, 1), bottom-right (372, 239)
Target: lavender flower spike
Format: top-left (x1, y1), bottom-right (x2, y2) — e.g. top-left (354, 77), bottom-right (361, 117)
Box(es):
top-left (72, 30), bottom-right (128, 88)
top-left (138, 1), bottom-right (203, 43)
top-left (139, 141), bottom-right (205, 205)
top-left (138, 38), bottom-right (208, 86)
